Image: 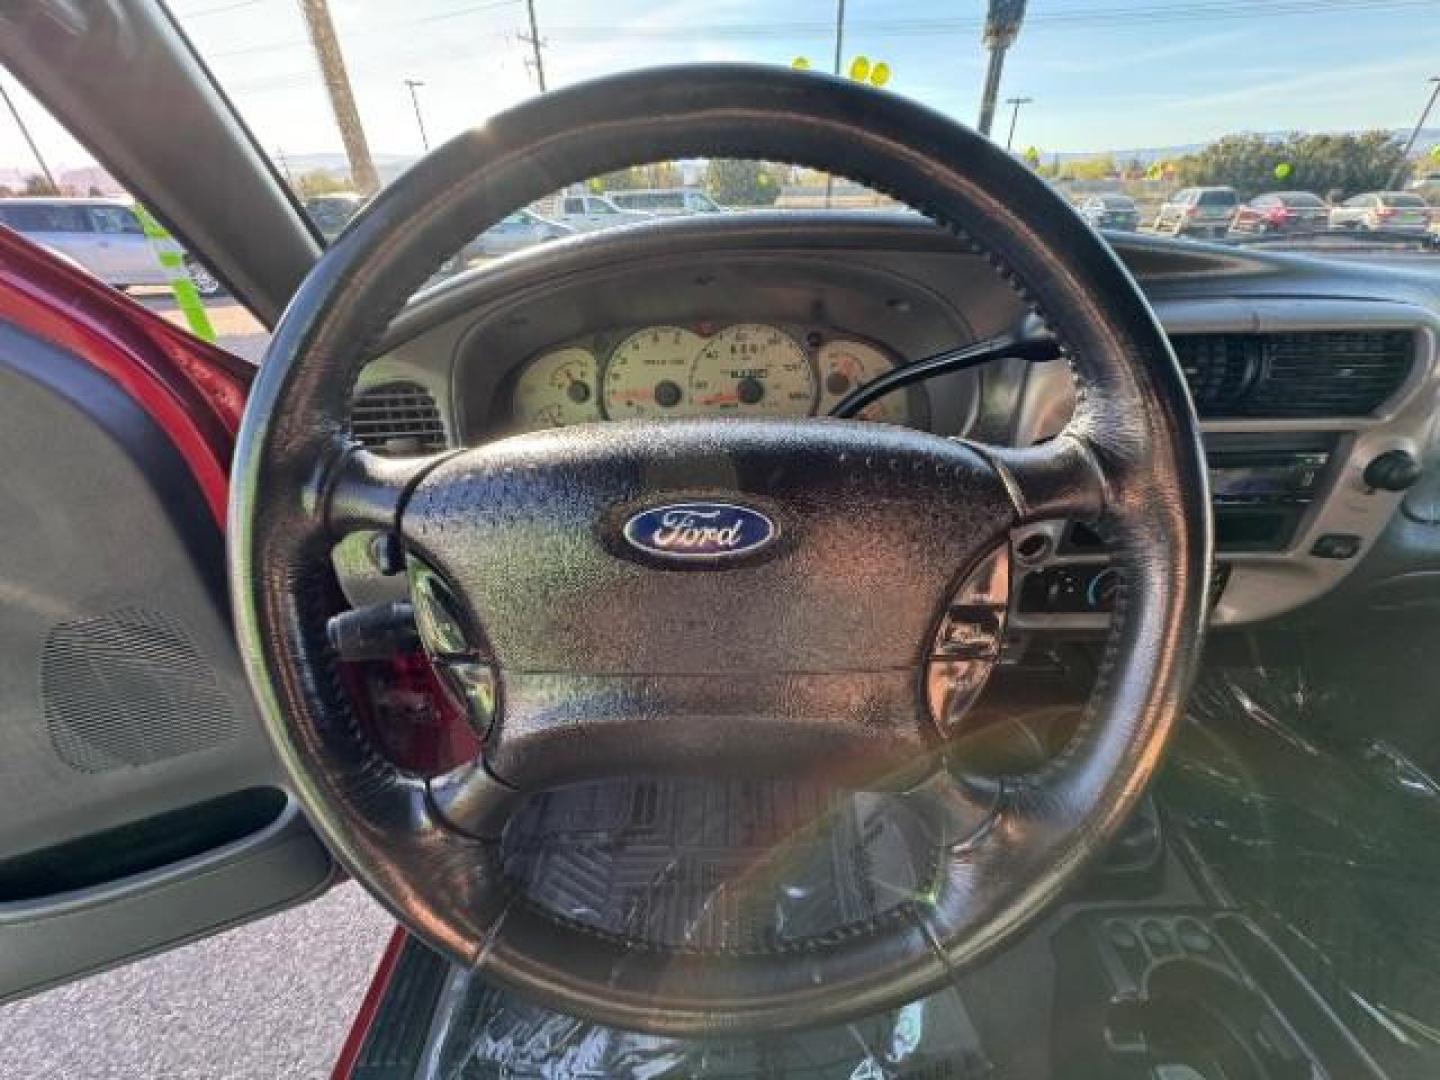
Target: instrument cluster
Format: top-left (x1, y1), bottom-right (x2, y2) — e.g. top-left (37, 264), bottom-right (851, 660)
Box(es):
top-left (508, 322), bottom-right (916, 432)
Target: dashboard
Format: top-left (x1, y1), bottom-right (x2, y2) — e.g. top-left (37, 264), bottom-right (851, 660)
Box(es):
top-left (344, 212), bottom-right (1440, 630)
top-left (509, 322), bottom-right (917, 431)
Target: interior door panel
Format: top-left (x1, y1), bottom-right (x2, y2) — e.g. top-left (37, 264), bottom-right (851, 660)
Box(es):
top-left (0, 305), bottom-right (332, 1003)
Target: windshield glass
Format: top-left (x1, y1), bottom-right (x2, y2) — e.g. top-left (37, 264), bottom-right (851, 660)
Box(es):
top-left (128, 1), bottom-right (1434, 261)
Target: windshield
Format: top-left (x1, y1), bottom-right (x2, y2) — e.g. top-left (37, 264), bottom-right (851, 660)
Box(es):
top-left (94, 1), bottom-right (1414, 261)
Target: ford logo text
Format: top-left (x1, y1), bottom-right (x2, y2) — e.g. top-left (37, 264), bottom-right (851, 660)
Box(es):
top-left (622, 502), bottom-right (776, 562)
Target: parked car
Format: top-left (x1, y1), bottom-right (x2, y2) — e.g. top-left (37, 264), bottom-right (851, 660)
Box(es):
top-left (1329, 191), bottom-right (1433, 233)
top-left (302, 192), bottom-right (367, 241)
top-left (1076, 193), bottom-right (1140, 231)
top-left (608, 188), bottom-right (725, 215)
top-left (1228, 191), bottom-right (1329, 235)
top-left (0, 196), bottom-right (224, 296)
top-left (555, 192), bottom-right (652, 231)
top-left (462, 208), bottom-right (574, 257)
top-left (1152, 186), bottom-right (1239, 237)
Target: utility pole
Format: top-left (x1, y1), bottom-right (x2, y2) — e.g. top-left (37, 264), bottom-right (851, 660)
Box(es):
top-left (520, 0), bottom-right (547, 92)
top-left (1004, 96), bottom-right (1032, 152)
top-left (978, 0), bottom-right (1028, 138)
top-left (404, 78), bottom-right (429, 152)
top-left (275, 147), bottom-right (294, 184)
top-left (298, 0), bottom-right (379, 194)
top-left (823, 0), bottom-right (846, 210)
top-left (0, 79), bottom-right (59, 192)
top-left (1389, 75), bottom-right (1440, 189)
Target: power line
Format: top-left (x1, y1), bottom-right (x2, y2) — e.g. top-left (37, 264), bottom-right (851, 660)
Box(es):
top-left (0, 79), bottom-right (58, 190)
top-left (207, 0), bottom-right (523, 59)
top-left (538, 0), bottom-right (1434, 41)
top-left (172, 0), bottom-right (268, 17)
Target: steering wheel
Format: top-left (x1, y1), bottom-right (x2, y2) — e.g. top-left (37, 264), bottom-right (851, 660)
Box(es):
top-left (230, 65), bottom-right (1210, 1036)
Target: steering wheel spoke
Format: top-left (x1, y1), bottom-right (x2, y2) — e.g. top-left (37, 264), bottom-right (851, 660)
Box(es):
top-left (321, 442), bottom-right (448, 538)
top-left (980, 434), bottom-right (1110, 526)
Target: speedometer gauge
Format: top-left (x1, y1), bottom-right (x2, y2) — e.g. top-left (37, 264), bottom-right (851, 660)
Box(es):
top-left (603, 326), bottom-right (704, 418)
top-left (512, 346), bottom-right (601, 429)
top-left (816, 339), bottom-right (909, 425)
top-left (689, 324), bottom-right (816, 416)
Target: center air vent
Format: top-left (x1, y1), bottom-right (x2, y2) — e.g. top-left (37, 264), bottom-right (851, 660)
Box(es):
top-left (1170, 330), bottom-right (1413, 419)
top-left (350, 381), bottom-right (446, 455)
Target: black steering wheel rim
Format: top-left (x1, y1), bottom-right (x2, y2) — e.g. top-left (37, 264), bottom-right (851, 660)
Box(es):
top-left (229, 64), bottom-right (1211, 1035)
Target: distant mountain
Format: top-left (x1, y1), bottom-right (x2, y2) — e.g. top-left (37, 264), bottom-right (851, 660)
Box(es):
top-left (1045, 129), bottom-right (1439, 164)
top-left (275, 151), bottom-right (419, 187)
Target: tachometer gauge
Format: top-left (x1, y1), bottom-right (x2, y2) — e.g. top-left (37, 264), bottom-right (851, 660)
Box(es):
top-left (815, 339), bottom-right (909, 425)
top-left (689, 324), bottom-right (816, 416)
top-left (603, 326), bottom-right (704, 418)
top-left (512, 346), bottom-right (601, 430)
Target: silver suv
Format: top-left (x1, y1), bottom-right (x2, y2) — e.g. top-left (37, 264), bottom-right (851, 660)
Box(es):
top-left (1152, 187), bottom-right (1239, 238)
top-left (0, 197), bottom-right (224, 296)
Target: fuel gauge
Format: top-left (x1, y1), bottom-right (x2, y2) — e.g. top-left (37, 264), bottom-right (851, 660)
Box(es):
top-left (512, 346), bottom-right (601, 430)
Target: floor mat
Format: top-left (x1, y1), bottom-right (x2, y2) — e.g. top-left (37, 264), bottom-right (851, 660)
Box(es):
top-left (1161, 665), bottom-right (1440, 1078)
top-left (427, 779), bottom-right (991, 1079)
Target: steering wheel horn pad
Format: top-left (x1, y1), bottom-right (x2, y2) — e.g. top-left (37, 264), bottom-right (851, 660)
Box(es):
top-left (229, 64), bottom-right (1210, 1035)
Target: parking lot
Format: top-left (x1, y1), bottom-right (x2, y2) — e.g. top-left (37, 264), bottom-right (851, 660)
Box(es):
top-left (0, 883), bottom-right (394, 1079)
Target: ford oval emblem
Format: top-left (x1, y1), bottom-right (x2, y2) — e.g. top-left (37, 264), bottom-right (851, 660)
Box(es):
top-left (623, 502), bottom-right (776, 562)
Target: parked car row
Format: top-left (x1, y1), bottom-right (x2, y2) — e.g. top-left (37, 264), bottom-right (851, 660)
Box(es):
top-left (1072, 185), bottom-right (1435, 239)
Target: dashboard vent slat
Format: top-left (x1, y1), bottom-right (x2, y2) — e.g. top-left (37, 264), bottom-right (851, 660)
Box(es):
top-left (1170, 330), bottom-right (1413, 419)
top-left (350, 381), bottom-right (446, 455)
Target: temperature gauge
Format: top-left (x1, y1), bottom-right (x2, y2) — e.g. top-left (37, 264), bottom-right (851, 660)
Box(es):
top-left (815, 339), bottom-right (909, 425)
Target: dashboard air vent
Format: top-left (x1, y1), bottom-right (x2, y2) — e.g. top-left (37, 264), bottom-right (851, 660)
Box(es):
top-left (350, 381), bottom-right (446, 455)
top-left (1170, 330), bottom-right (1413, 419)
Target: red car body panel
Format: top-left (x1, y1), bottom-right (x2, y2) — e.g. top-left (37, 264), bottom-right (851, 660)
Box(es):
top-left (0, 226), bottom-right (253, 525)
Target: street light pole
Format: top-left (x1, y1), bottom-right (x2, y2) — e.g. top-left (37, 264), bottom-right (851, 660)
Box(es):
top-left (404, 78), bottom-right (429, 152)
top-left (823, 0), bottom-right (846, 210)
top-left (0, 79), bottom-right (59, 192)
top-left (1389, 76), bottom-right (1440, 189)
top-left (978, 0), bottom-right (1028, 138)
top-left (1004, 96), bottom-right (1033, 152)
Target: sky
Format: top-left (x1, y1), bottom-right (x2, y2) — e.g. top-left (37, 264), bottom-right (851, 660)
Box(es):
top-left (3, 0), bottom-right (1439, 177)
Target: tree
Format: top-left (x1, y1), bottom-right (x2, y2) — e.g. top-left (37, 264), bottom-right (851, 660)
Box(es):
top-left (1022, 146), bottom-right (1041, 169)
top-left (23, 174), bottom-right (59, 196)
top-left (704, 159), bottom-right (781, 206)
top-left (1175, 131), bottom-right (1406, 200)
top-left (591, 162), bottom-right (682, 192)
top-left (293, 168), bottom-right (351, 197)
top-left (1062, 154), bottom-right (1116, 182)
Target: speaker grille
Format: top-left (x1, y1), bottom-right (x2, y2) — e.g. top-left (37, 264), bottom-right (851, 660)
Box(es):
top-left (41, 608), bottom-right (239, 773)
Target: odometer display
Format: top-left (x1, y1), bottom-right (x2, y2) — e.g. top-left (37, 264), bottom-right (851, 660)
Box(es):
top-left (688, 324), bottom-right (816, 416)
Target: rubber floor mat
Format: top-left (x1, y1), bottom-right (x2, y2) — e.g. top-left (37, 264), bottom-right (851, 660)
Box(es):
top-left (427, 779), bottom-right (991, 1078)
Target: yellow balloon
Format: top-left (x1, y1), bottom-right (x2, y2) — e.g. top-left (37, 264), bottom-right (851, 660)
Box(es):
top-left (791, 56), bottom-right (811, 70)
top-left (848, 56), bottom-right (871, 83)
top-left (869, 61), bottom-right (891, 87)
